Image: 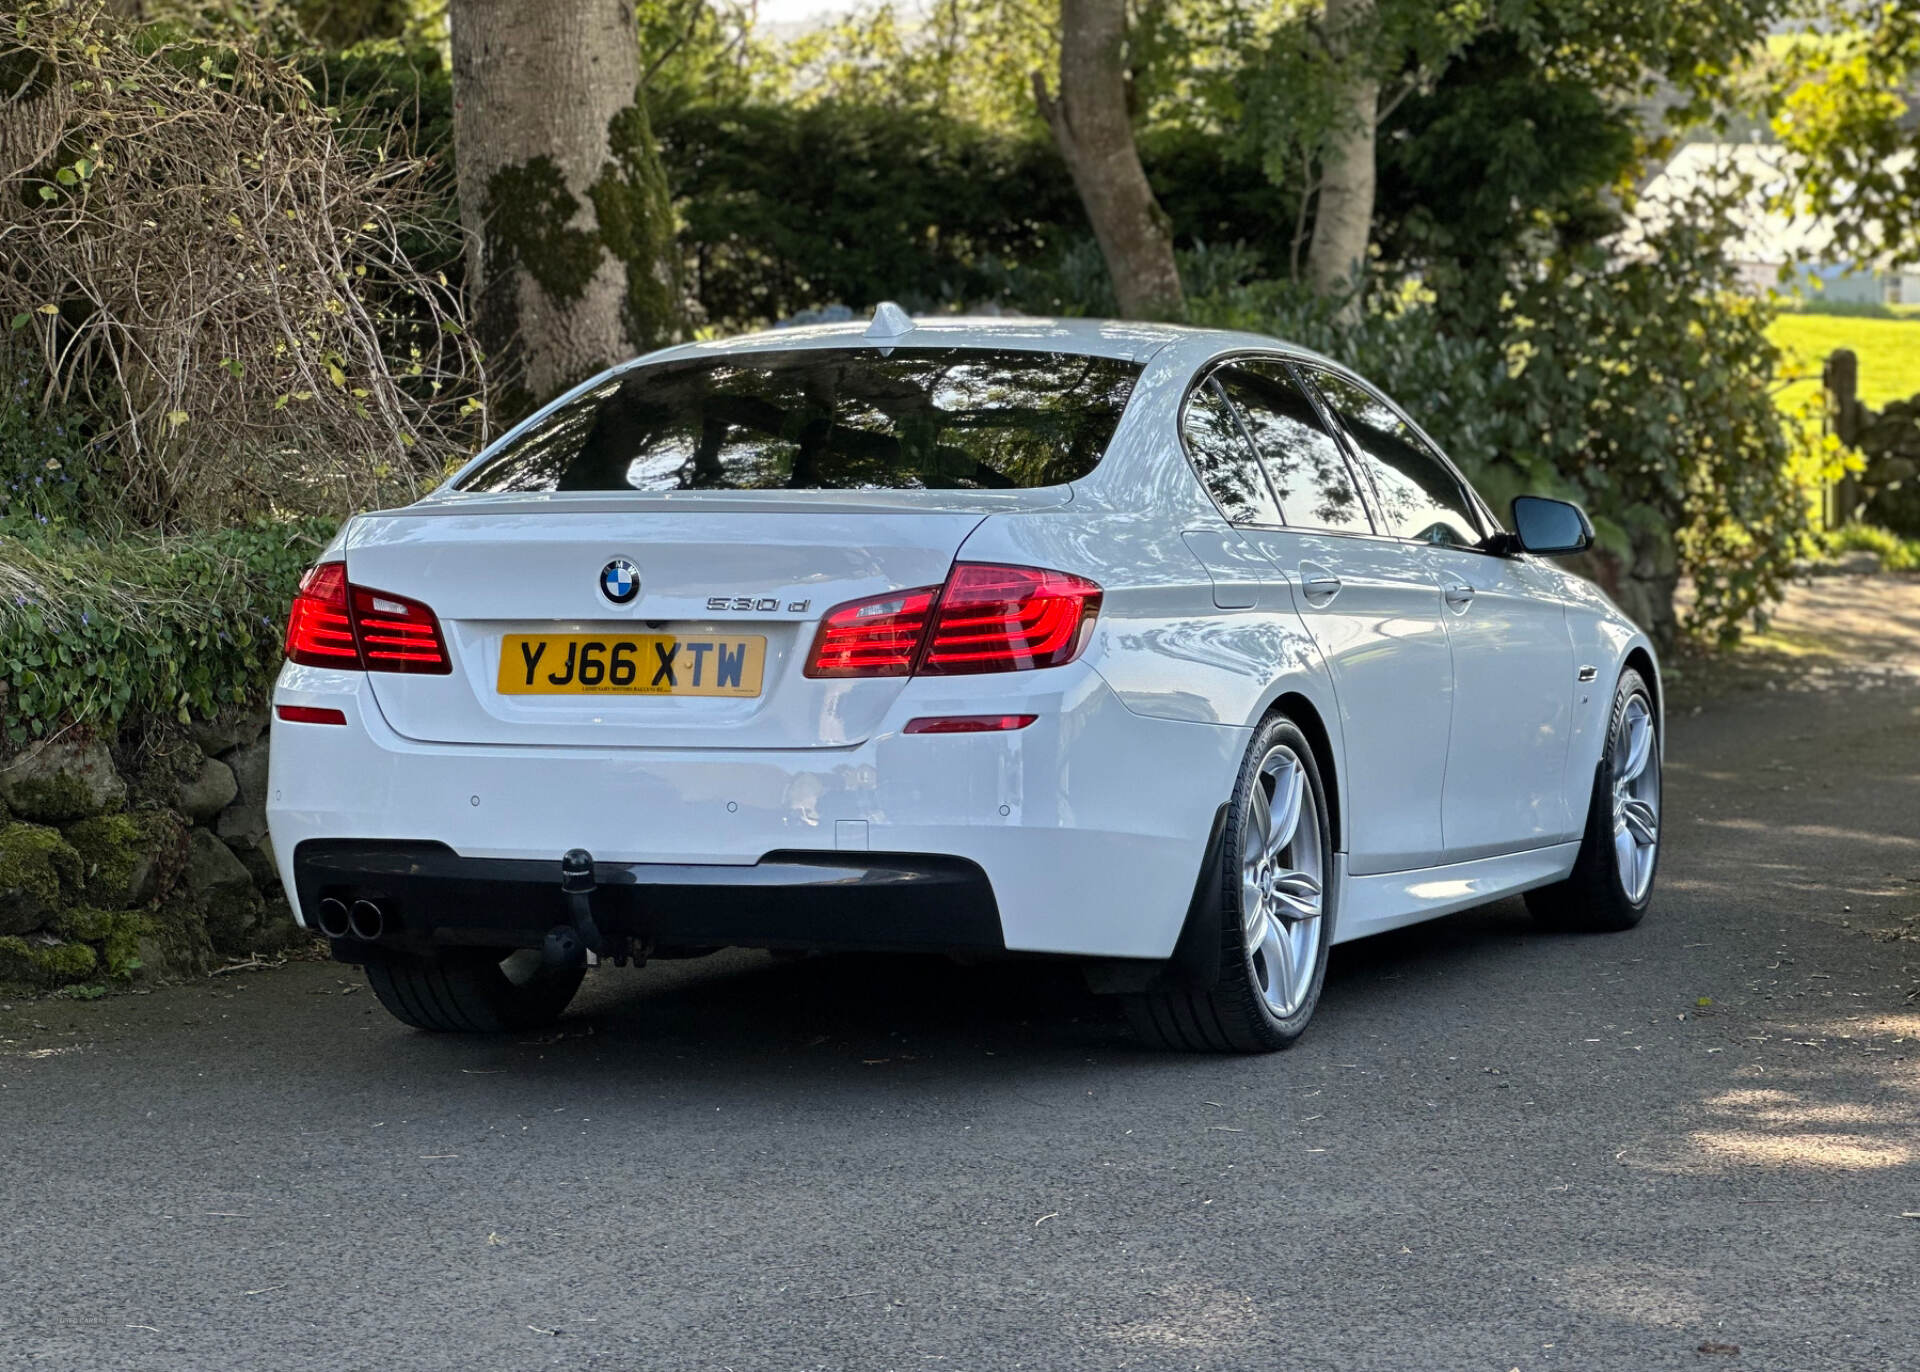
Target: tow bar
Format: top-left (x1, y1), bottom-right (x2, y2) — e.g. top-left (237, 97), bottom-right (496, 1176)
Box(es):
top-left (542, 848), bottom-right (606, 971)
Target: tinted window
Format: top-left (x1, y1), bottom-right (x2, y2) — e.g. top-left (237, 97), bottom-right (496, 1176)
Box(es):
top-left (458, 348), bottom-right (1142, 493)
top-left (1312, 372), bottom-right (1483, 547)
top-left (1181, 377), bottom-right (1284, 525)
top-left (1216, 362), bottom-right (1372, 535)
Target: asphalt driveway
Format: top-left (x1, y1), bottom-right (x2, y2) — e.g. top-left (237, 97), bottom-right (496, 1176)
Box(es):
top-left (4, 576), bottom-right (1918, 1371)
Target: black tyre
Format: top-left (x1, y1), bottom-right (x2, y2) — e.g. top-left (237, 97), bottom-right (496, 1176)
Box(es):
top-left (1126, 713), bottom-right (1334, 1053)
top-left (1525, 667), bottom-right (1661, 932)
top-left (365, 949), bottom-right (586, 1033)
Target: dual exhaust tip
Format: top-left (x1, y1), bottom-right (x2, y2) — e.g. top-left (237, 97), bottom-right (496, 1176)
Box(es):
top-left (315, 896), bottom-right (387, 942)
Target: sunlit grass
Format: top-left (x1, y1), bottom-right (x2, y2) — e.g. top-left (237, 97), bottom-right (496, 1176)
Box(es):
top-left (1769, 309), bottom-right (1920, 413)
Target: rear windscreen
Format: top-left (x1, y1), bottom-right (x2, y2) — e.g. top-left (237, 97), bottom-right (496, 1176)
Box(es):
top-left (455, 347), bottom-right (1142, 494)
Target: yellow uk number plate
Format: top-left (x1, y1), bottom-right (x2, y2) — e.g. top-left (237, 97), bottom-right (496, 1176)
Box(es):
top-left (496, 633), bottom-right (766, 697)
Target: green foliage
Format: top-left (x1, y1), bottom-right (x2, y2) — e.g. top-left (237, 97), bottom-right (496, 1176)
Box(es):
top-left (1374, 32), bottom-right (1639, 287)
top-left (0, 518), bottom-right (334, 742)
top-left (0, 374), bottom-right (119, 534)
top-left (1823, 523), bottom-right (1920, 571)
top-left (758, 0), bottom-right (1054, 135)
top-left (657, 98), bottom-right (1293, 329)
top-left (1772, 5), bottom-right (1920, 267)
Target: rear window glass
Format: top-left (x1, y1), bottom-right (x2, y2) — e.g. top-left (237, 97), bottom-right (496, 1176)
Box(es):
top-left (456, 347), bottom-right (1143, 494)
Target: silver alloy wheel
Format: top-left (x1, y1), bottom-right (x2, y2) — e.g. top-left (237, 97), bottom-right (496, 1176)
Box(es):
top-left (1241, 745), bottom-right (1325, 1019)
top-left (1612, 693), bottom-right (1660, 903)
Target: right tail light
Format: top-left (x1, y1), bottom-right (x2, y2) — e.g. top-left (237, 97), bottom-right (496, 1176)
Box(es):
top-left (803, 563), bottom-right (1101, 680)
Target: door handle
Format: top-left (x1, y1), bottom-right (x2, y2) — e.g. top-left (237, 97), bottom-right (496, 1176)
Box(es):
top-left (1443, 581), bottom-right (1475, 610)
top-left (1299, 563), bottom-right (1342, 604)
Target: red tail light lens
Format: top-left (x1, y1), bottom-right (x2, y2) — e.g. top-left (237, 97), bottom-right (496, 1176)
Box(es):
top-left (349, 584), bottom-right (452, 674)
top-left (803, 563), bottom-right (1101, 680)
top-left (284, 562), bottom-right (359, 668)
top-left (804, 586), bottom-right (939, 678)
top-left (283, 561), bottom-right (451, 675)
top-left (920, 564), bottom-right (1102, 675)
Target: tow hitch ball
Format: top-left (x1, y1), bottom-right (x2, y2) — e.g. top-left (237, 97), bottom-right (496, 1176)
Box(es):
top-left (543, 848), bottom-right (606, 971)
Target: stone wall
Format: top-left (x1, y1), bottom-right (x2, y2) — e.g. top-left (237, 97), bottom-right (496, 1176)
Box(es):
top-left (0, 710), bottom-right (300, 993)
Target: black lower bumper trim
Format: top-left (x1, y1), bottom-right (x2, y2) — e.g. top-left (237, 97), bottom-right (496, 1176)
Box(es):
top-left (292, 840), bottom-right (1005, 960)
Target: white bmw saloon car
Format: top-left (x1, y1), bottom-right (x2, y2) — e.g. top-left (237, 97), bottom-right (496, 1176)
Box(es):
top-left (266, 306), bottom-right (1661, 1052)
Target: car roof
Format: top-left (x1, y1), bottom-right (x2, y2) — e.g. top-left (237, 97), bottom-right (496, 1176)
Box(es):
top-left (641, 312), bottom-right (1340, 375)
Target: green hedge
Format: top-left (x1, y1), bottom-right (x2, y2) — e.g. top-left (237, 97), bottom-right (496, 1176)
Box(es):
top-left (0, 518), bottom-right (334, 743)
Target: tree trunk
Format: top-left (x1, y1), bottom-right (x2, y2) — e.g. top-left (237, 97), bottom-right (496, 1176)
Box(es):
top-left (450, 0), bottom-right (678, 420)
top-left (1033, 0), bottom-right (1184, 321)
top-left (1303, 0), bottom-right (1378, 319)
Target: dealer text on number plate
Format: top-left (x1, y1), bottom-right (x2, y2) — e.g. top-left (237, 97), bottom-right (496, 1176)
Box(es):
top-left (497, 633), bottom-right (765, 697)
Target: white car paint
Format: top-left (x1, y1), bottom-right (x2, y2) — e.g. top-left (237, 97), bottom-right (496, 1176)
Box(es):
top-left (266, 313), bottom-right (1660, 962)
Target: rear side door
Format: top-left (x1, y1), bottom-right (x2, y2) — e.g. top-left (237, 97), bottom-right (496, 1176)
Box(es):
top-left (1307, 369), bottom-right (1578, 860)
top-left (1202, 359), bottom-right (1454, 875)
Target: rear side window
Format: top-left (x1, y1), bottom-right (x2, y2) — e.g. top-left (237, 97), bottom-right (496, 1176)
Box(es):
top-left (1215, 362), bottom-right (1372, 535)
top-left (1181, 377), bottom-right (1283, 525)
top-left (457, 347), bottom-right (1142, 493)
top-left (1311, 371), bottom-right (1484, 548)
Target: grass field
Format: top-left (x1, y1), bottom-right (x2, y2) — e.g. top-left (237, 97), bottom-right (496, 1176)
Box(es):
top-left (1768, 310), bottom-right (1920, 413)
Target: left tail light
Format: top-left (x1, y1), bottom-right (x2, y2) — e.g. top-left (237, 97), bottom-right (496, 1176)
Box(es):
top-left (284, 560), bottom-right (451, 674)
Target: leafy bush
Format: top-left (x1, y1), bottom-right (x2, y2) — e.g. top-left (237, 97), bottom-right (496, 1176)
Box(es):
top-left (0, 517), bottom-right (332, 742)
top-left (1823, 523), bottom-right (1920, 571)
top-left (0, 372), bottom-right (118, 532)
top-left (0, 5), bottom-right (479, 527)
top-left (655, 98), bottom-right (1297, 329)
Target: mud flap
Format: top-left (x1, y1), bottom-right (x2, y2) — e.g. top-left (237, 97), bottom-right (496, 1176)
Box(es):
top-left (1082, 803), bottom-right (1229, 995)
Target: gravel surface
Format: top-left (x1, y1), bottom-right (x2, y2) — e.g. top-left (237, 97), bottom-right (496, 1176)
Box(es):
top-left (4, 579), bottom-right (1918, 1371)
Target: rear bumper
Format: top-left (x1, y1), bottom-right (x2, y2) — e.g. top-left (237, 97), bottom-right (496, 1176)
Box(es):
top-left (294, 841), bottom-right (1004, 960)
top-left (266, 660), bottom-right (1249, 960)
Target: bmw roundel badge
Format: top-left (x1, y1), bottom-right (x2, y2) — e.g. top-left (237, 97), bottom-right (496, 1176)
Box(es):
top-left (599, 558), bottom-right (641, 605)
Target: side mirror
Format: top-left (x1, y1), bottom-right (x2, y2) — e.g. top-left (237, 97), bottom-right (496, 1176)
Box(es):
top-left (1509, 495), bottom-right (1593, 556)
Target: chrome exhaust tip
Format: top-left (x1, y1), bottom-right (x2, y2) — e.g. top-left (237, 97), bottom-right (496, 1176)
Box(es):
top-left (315, 897), bottom-right (352, 940)
top-left (347, 899), bottom-right (386, 942)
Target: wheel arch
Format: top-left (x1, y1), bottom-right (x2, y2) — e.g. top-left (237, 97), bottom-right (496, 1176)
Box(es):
top-left (1623, 643), bottom-right (1662, 741)
top-left (1268, 689), bottom-right (1344, 856)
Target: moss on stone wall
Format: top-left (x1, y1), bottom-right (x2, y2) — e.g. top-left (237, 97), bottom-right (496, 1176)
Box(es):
top-left (4, 772), bottom-right (95, 823)
top-left (0, 933), bottom-right (98, 988)
top-left (0, 823), bottom-right (84, 934)
top-left (63, 811), bottom-right (186, 909)
top-left (50, 907), bottom-right (149, 981)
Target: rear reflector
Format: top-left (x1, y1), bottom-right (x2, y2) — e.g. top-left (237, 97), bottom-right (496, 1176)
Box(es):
top-left (284, 560), bottom-right (451, 674)
top-left (903, 714), bottom-right (1038, 734)
top-left (804, 563), bottom-right (1101, 680)
top-left (276, 704), bottom-right (348, 726)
